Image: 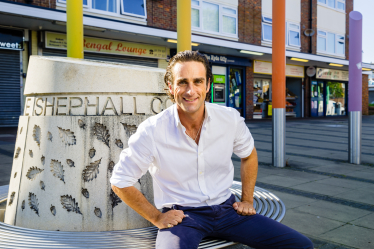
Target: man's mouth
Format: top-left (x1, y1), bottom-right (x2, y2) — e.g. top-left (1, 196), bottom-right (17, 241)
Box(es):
top-left (183, 97), bottom-right (198, 103)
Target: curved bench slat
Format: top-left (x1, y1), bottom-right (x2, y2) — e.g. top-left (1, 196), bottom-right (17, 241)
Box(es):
top-left (0, 181), bottom-right (285, 248)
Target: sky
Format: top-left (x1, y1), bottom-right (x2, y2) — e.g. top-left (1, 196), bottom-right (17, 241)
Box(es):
top-left (354, 0), bottom-right (374, 64)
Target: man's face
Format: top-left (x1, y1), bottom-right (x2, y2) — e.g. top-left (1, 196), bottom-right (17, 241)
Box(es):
top-left (169, 61), bottom-right (210, 115)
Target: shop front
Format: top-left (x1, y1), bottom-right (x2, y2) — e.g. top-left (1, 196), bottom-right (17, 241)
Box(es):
top-left (253, 60), bottom-right (304, 119)
top-left (311, 68), bottom-right (349, 117)
top-left (0, 28), bottom-right (24, 126)
top-left (43, 32), bottom-right (168, 68)
top-left (202, 53), bottom-right (252, 119)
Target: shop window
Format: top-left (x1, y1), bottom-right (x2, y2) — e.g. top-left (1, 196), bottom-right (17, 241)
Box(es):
top-left (317, 30), bottom-right (345, 56)
top-left (287, 23), bottom-right (300, 47)
top-left (318, 0), bottom-right (345, 12)
top-left (262, 16), bottom-right (272, 42)
top-left (191, 0), bottom-right (238, 38)
top-left (57, 0), bottom-right (147, 18)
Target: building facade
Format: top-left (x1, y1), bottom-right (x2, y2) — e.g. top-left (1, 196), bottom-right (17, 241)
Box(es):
top-left (0, 0), bottom-right (372, 125)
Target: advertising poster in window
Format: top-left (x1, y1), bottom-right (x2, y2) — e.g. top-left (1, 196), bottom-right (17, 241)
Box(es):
top-left (45, 32), bottom-right (167, 59)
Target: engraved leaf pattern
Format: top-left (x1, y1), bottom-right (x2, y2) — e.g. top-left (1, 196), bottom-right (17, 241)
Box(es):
top-left (48, 132), bottom-right (53, 142)
top-left (29, 150), bottom-right (33, 158)
top-left (108, 161), bottom-right (115, 173)
top-left (50, 160), bottom-right (65, 183)
top-left (94, 207), bottom-right (102, 218)
top-left (93, 123), bottom-right (110, 147)
top-left (26, 167), bottom-right (44, 180)
top-left (21, 200), bottom-right (25, 211)
top-left (57, 127), bottom-right (76, 146)
top-left (28, 192), bottom-right (39, 216)
top-left (82, 159), bottom-right (101, 182)
top-left (14, 147), bottom-right (21, 158)
top-left (60, 195), bottom-right (82, 214)
top-left (41, 155), bottom-right (45, 165)
top-left (110, 189), bottom-right (122, 209)
top-left (50, 205), bottom-right (56, 216)
top-left (81, 188), bottom-right (89, 198)
top-left (66, 159), bottom-right (75, 167)
top-left (8, 192), bottom-right (15, 206)
top-left (78, 119), bottom-right (86, 129)
top-left (121, 123), bottom-right (137, 137)
top-left (33, 125), bottom-right (41, 147)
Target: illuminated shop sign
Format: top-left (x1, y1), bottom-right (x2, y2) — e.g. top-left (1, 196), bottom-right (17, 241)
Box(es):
top-left (0, 28), bottom-right (23, 51)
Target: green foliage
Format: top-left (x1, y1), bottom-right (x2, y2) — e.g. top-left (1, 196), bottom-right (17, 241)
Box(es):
top-left (327, 82), bottom-right (344, 98)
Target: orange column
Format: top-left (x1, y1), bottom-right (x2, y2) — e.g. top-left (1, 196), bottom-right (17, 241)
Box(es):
top-left (272, 0), bottom-right (286, 108)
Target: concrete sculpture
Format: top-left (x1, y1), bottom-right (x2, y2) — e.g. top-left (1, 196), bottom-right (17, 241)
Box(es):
top-left (5, 56), bottom-right (172, 231)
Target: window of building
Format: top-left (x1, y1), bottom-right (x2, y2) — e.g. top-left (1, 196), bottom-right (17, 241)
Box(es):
top-left (262, 16), bottom-right (272, 42)
top-left (317, 30), bottom-right (345, 56)
top-left (191, 0), bottom-right (238, 37)
top-left (318, 0), bottom-right (345, 12)
top-left (57, 0), bottom-right (146, 18)
top-left (287, 23), bottom-right (300, 47)
top-left (262, 18), bottom-right (300, 48)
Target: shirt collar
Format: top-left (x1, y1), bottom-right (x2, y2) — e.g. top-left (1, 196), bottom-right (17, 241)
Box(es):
top-left (173, 102), bottom-right (211, 128)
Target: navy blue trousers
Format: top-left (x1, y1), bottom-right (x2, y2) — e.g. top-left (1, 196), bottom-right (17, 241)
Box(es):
top-left (156, 195), bottom-right (313, 249)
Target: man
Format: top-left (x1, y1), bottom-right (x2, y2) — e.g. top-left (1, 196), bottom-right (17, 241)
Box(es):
top-left (111, 51), bottom-right (313, 249)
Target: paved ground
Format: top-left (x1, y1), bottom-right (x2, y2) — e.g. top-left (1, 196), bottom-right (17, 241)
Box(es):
top-left (0, 115), bottom-right (373, 248)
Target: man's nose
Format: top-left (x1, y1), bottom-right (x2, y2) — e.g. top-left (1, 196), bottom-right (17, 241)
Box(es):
top-left (186, 82), bottom-right (196, 95)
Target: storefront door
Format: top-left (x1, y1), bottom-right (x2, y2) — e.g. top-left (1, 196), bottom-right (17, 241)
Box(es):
top-left (228, 67), bottom-right (245, 118)
top-left (325, 82), bottom-right (347, 116)
top-left (311, 81), bottom-right (324, 117)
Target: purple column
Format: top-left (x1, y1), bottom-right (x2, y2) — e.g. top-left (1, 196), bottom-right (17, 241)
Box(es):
top-left (348, 11), bottom-right (363, 165)
top-left (348, 11), bottom-right (363, 112)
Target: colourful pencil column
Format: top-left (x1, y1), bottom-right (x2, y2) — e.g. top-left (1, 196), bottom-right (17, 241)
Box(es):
top-left (67, 0), bottom-right (84, 59)
top-left (272, 0), bottom-right (286, 167)
top-left (348, 11), bottom-right (363, 164)
top-left (177, 0), bottom-right (191, 52)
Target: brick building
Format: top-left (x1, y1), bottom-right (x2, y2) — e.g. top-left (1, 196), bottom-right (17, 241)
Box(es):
top-left (0, 0), bottom-right (371, 126)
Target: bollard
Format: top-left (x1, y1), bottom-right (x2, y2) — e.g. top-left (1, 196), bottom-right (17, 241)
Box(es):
top-left (272, 0), bottom-right (286, 167)
top-left (348, 11), bottom-right (363, 165)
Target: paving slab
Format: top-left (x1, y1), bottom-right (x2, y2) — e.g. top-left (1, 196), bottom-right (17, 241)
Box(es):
top-left (345, 170), bottom-right (374, 180)
top-left (334, 189), bottom-right (374, 205)
top-left (274, 169), bottom-right (330, 181)
top-left (293, 200), bottom-right (371, 223)
top-left (313, 177), bottom-right (373, 190)
top-left (280, 209), bottom-right (345, 237)
top-left (256, 175), bottom-right (312, 187)
top-left (320, 224), bottom-right (374, 249)
top-left (292, 182), bottom-right (350, 196)
top-left (350, 213), bottom-right (374, 230)
top-left (267, 190), bottom-right (318, 209)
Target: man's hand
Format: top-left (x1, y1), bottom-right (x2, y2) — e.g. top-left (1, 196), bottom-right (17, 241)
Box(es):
top-left (233, 201), bottom-right (256, 216)
top-left (154, 210), bottom-right (185, 229)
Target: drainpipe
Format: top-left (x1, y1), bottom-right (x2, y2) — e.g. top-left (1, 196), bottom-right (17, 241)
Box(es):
top-left (309, 0), bottom-right (313, 53)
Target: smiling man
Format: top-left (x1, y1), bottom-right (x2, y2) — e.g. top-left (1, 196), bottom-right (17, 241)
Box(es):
top-left (111, 51), bottom-right (313, 249)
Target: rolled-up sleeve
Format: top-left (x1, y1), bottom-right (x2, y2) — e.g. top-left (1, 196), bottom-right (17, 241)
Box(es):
top-left (233, 113), bottom-right (255, 158)
top-left (110, 124), bottom-right (154, 188)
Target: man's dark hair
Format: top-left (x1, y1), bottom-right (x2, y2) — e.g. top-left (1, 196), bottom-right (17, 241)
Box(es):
top-left (164, 50), bottom-right (212, 102)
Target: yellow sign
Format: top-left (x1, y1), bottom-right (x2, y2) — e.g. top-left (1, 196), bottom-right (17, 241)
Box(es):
top-left (254, 60), bottom-right (305, 78)
top-left (45, 32), bottom-right (167, 59)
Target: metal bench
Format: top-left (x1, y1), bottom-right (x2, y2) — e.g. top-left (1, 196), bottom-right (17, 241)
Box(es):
top-left (0, 181), bottom-right (286, 248)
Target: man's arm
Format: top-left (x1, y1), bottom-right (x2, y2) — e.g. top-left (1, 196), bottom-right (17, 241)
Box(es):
top-left (232, 147), bottom-right (258, 215)
top-left (111, 185), bottom-right (185, 229)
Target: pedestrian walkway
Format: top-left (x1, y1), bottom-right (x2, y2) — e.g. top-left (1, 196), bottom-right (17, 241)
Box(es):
top-left (1, 116), bottom-right (374, 249)
top-left (229, 115), bottom-right (374, 249)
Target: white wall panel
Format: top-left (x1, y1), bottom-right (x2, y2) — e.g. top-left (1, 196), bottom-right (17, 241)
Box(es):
top-left (211, 0), bottom-right (238, 8)
top-left (262, 0), bottom-right (301, 22)
top-left (317, 5), bottom-right (346, 34)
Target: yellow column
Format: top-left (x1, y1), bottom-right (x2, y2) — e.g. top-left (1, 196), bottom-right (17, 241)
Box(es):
top-left (67, 0), bottom-right (84, 59)
top-left (177, 0), bottom-right (191, 52)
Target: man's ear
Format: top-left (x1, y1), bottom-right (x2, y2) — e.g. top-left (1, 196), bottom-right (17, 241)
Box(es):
top-left (168, 81), bottom-right (174, 95)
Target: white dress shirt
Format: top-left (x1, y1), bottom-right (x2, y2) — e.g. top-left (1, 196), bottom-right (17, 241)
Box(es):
top-left (110, 102), bottom-right (255, 209)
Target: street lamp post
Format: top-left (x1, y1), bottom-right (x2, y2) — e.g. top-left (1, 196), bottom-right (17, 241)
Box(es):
top-left (67, 0), bottom-right (84, 59)
top-left (177, 0), bottom-right (191, 52)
